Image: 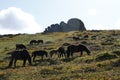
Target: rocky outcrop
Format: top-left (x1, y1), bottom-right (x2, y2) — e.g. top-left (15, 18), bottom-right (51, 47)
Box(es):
top-left (43, 18), bottom-right (86, 33)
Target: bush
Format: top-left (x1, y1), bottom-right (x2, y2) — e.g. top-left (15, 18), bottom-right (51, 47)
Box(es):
top-left (95, 53), bottom-right (117, 61)
top-left (112, 59), bottom-right (120, 67)
top-left (83, 67), bottom-right (97, 72)
top-left (85, 58), bottom-right (94, 64)
top-left (112, 50), bottom-right (120, 56)
top-left (101, 42), bottom-right (113, 45)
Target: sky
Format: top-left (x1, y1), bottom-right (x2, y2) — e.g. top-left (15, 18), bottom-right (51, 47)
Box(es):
top-left (0, 0), bottom-right (120, 34)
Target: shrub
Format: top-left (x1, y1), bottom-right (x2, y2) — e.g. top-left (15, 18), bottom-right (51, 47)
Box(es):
top-left (112, 50), bottom-right (120, 56)
top-left (85, 58), bottom-right (94, 64)
top-left (40, 68), bottom-right (61, 75)
top-left (45, 41), bottom-right (53, 44)
top-left (112, 59), bottom-right (120, 67)
top-left (95, 53), bottom-right (117, 61)
top-left (81, 41), bottom-right (88, 44)
top-left (101, 42), bottom-right (113, 45)
top-left (83, 67), bottom-right (97, 72)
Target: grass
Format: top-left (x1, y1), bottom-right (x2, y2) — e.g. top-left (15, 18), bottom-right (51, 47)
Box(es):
top-left (0, 30), bottom-right (120, 80)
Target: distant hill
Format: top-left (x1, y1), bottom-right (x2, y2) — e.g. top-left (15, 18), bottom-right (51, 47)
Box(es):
top-left (43, 18), bottom-right (86, 33)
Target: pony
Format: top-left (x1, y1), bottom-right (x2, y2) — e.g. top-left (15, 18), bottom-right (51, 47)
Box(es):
top-left (57, 46), bottom-right (66, 58)
top-left (37, 40), bottom-right (44, 44)
top-left (66, 44), bottom-right (90, 58)
top-left (32, 50), bottom-right (48, 61)
top-left (16, 44), bottom-right (26, 50)
top-left (50, 47), bottom-right (66, 59)
top-left (8, 50), bottom-right (32, 68)
top-left (50, 50), bottom-right (58, 58)
top-left (30, 40), bottom-right (37, 45)
top-left (30, 40), bottom-right (44, 45)
top-left (73, 36), bottom-right (80, 41)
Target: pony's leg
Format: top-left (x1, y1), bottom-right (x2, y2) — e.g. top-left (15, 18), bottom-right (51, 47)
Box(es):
top-left (28, 57), bottom-right (32, 65)
top-left (71, 52), bottom-right (73, 58)
top-left (50, 53), bottom-right (53, 59)
top-left (66, 50), bottom-right (70, 58)
top-left (67, 50), bottom-right (72, 58)
top-left (59, 53), bottom-right (62, 58)
top-left (8, 58), bottom-right (13, 67)
top-left (23, 59), bottom-right (26, 67)
top-left (58, 53), bottom-right (60, 58)
top-left (62, 53), bottom-right (64, 58)
top-left (33, 56), bottom-right (35, 62)
top-left (14, 59), bottom-right (17, 67)
top-left (41, 56), bottom-right (43, 60)
top-left (80, 51), bottom-right (83, 57)
top-left (64, 53), bottom-right (66, 58)
top-left (60, 52), bottom-right (63, 58)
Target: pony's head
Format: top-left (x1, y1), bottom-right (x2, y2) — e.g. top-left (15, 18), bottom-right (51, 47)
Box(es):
top-left (79, 44), bottom-right (91, 56)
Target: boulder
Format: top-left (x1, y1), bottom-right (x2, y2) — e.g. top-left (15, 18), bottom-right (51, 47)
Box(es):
top-left (43, 18), bottom-right (86, 33)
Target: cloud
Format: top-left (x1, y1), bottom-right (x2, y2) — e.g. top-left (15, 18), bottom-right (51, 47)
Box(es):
top-left (0, 7), bottom-right (43, 34)
top-left (88, 9), bottom-right (97, 16)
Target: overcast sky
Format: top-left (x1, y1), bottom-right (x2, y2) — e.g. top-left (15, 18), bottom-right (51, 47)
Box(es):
top-left (0, 0), bottom-right (120, 34)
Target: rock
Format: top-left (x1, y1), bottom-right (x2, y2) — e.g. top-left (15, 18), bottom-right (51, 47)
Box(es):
top-left (43, 18), bottom-right (86, 33)
top-left (65, 18), bottom-right (86, 32)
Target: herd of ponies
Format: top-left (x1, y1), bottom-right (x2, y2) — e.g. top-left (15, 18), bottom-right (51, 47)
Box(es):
top-left (7, 39), bottom-right (91, 68)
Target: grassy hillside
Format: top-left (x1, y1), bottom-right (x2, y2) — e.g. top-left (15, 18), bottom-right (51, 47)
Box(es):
top-left (0, 30), bottom-right (120, 80)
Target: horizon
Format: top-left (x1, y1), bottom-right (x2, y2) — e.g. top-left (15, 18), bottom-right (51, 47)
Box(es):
top-left (0, 0), bottom-right (120, 34)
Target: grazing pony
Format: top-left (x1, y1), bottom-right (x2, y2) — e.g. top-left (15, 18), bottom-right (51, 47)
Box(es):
top-left (37, 40), bottom-right (44, 44)
top-left (16, 44), bottom-right (26, 50)
top-left (30, 40), bottom-right (43, 45)
top-left (50, 47), bottom-right (66, 59)
top-left (50, 50), bottom-right (58, 58)
top-left (73, 36), bottom-right (80, 41)
top-left (30, 40), bottom-right (37, 45)
top-left (66, 44), bottom-right (90, 58)
top-left (32, 50), bottom-right (48, 61)
top-left (57, 46), bottom-right (66, 58)
top-left (8, 50), bottom-right (32, 68)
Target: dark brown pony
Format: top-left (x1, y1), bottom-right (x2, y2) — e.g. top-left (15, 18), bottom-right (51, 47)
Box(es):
top-left (57, 46), bottom-right (66, 58)
top-left (37, 40), bottom-right (44, 44)
top-left (73, 36), bottom-right (80, 41)
top-left (32, 50), bottom-right (48, 61)
top-left (16, 44), bottom-right (26, 50)
top-left (30, 40), bottom-right (43, 45)
top-left (30, 40), bottom-right (37, 45)
top-left (66, 44), bottom-right (90, 58)
top-left (50, 50), bottom-right (58, 58)
top-left (8, 50), bottom-right (32, 68)
top-left (50, 47), bottom-right (66, 58)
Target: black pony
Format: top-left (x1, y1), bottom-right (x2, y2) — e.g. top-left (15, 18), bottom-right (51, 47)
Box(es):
top-left (66, 44), bottom-right (90, 58)
top-left (16, 44), bottom-right (26, 50)
top-left (32, 50), bottom-right (48, 61)
top-left (8, 50), bottom-right (32, 68)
